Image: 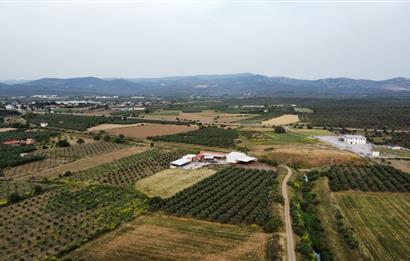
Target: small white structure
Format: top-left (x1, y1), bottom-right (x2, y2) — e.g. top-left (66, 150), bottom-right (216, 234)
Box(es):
top-left (372, 151), bottom-right (380, 157)
top-left (40, 122), bottom-right (48, 128)
top-left (226, 152), bottom-right (257, 164)
top-left (343, 135), bottom-right (366, 145)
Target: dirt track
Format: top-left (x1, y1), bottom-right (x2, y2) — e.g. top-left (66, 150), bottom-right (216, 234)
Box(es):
top-left (282, 165), bottom-right (296, 261)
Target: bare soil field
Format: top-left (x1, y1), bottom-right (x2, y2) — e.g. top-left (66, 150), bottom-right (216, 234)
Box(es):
top-left (67, 214), bottom-right (267, 261)
top-left (87, 123), bottom-right (144, 132)
top-left (388, 159), bottom-right (410, 173)
top-left (0, 127), bottom-right (17, 133)
top-left (98, 124), bottom-right (198, 139)
top-left (336, 192), bottom-right (410, 261)
top-left (17, 145), bottom-right (147, 181)
top-left (135, 168), bottom-right (216, 198)
top-left (262, 114), bottom-right (299, 126)
top-left (258, 144), bottom-right (363, 168)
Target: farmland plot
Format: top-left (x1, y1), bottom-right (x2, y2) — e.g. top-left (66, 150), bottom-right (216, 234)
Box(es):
top-left (0, 185), bottom-right (148, 260)
top-left (135, 168), bottom-right (216, 198)
top-left (336, 193), bottom-right (410, 261)
top-left (70, 149), bottom-right (186, 186)
top-left (158, 167), bottom-right (279, 231)
top-left (326, 165), bottom-right (410, 192)
top-left (4, 142), bottom-right (122, 177)
top-left (68, 214), bottom-right (268, 261)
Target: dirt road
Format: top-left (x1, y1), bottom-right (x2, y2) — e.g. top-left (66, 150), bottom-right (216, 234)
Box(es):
top-left (282, 165), bottom-right (296, 261)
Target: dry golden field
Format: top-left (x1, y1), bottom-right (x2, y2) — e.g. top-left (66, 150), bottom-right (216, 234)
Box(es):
top-left (135, 168), bottom-right (216, 198)
top-left (261, 114), bottom-right (299, 126)
top-left (67, 214), bottom-right (267, 261)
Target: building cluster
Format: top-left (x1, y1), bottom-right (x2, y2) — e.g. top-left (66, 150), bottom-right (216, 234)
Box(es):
top-left (170, 151), bottom-right (257, 169)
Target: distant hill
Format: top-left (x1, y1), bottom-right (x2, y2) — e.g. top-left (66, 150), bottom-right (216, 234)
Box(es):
top-left (1, 74), bottom-right (409, 97)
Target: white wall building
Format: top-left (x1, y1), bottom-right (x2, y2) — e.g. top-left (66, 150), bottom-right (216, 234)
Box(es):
top-left (343, 135), bottom-right (366, 145)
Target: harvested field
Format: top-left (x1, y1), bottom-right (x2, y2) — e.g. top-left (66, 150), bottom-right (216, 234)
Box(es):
top-left (17, 145), bottom-right (147, 181)
top-left (261, 114), bottom-right (299, 126)
top-left (336, 192), bottom-right (410, 261)
top-left (0, 127), bottom-right (17, 133)
top-left (135, 168), bottom-right (216, 198)
top-left (100, 124), bottom-right (198, 139)
top-left (87, 123), bottom-right (144, 132)
top-left (67, 214), bottom-right (268, 261)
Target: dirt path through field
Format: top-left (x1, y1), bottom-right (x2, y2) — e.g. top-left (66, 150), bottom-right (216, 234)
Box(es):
top-left (282, 165), bottom-right (296, 261)
top-left (16, 146), bottom-right (147, 181)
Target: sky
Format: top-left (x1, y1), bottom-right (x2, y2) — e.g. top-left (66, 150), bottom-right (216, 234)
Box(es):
top-left (0, 1), bottom-right (410, 81)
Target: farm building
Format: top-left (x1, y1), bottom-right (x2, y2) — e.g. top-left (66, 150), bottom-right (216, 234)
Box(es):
top-left (343, 135), bottom-right (366, 145)
top-left (226, 152), bottom-right (257, 164)
top-left (170, 154), bottom-right (197, 168)
top-left (170, 151), bottom-right (256, 168)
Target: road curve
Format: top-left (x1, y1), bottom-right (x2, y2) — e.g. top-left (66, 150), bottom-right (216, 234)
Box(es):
top-left (282, 165), bottom-right (296, 261)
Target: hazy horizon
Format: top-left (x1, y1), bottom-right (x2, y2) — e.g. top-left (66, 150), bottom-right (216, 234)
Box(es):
top-left (1, 2), bottom-right (410, 80)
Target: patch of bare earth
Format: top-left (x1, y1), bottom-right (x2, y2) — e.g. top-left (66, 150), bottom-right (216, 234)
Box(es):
top-left (388, 159), bottom-right (410, 173)
top-left (87, 123), bottom-right (144, 132)
top-left (256, 144), bottom-right (363, 168)
top-left (17, 145), bottom-right (147, 181)
top-left (67, 214), bottom-right (267, 261)
top-left (100, 124), bottom-right (198, 139)
top-left (0, 127), bottom-right (17, 133)
top-left (262, 114), bottom-right (299, 126)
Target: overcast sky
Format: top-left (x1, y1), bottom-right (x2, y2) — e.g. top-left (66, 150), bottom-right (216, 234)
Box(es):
top-left (0, 1), bottom-right (409, 80)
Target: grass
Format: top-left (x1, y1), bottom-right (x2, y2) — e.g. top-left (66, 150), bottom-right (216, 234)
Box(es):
top-left (335, 192), bottom-right (410, 261)
top-left (135, 168), bottom-right (216, 198)
top-left (67, 214), bottom-right (267, 261)
top-left (262, 132), bottom-right (316, 144)
top-left (293, 107), bottom-right (313, 113)
top-left (288, 127), bottom-right (335, 137)
top-left (148, 110), bottom-right (181, 116)
top-left (378, 147), bottom-right (410, 158)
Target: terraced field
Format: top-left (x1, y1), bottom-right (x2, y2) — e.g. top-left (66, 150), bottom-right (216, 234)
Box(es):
top-left (335, 193), bottom-right (410, 261)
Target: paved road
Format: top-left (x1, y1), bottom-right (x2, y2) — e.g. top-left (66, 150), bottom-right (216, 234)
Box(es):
top-left (282, 165), bottom-right (296, 261)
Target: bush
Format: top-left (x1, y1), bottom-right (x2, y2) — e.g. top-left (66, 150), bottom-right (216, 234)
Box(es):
top-left (274, 126), bottom-right (286, 133)
top-left (103, 135), bottom-right (111, 142)
top-left (33, 185), bottom-right (43, 195)
top-left (8, 192), bottom-right (21, 203)
top-left (76, 138), bottom-right (85, 144)
top-left (56, 140), bottom-right (70, 147)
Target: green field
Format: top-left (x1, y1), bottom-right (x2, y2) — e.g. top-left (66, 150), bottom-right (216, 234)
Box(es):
top-left (336, 193), bottom-right (410, 261)
top-left (288, 127), bottom-right (335, 137)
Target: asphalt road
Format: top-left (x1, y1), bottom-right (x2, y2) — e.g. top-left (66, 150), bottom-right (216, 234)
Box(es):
top-left (282, 165), bottom-right (296, 261)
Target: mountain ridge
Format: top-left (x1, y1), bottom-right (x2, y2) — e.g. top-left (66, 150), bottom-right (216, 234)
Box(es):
top-left (1, 73), bottom-right (409, 97)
